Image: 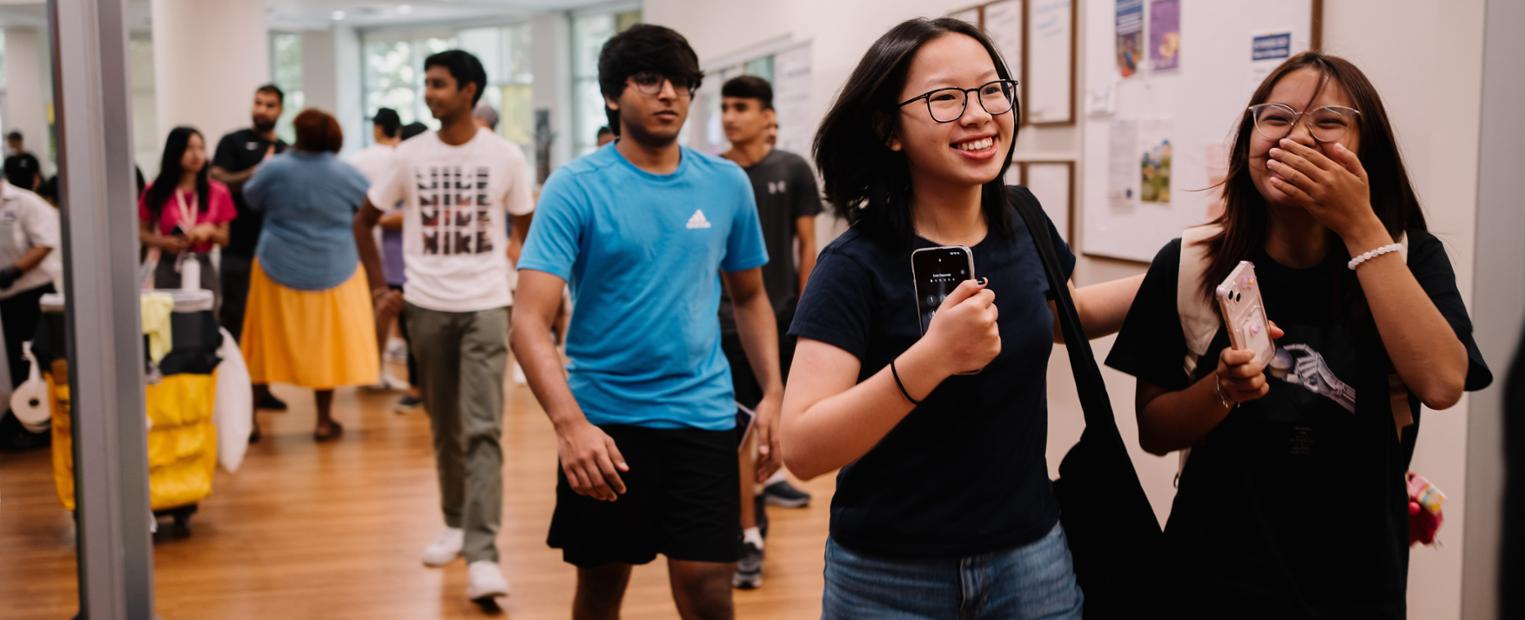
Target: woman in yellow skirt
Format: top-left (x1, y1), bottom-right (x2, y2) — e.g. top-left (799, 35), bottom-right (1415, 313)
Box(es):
top-left (241, 109), bottom-right (378, 441)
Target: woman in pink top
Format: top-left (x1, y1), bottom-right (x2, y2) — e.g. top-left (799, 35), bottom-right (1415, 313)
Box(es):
top-left (138, 126), bottom-right (236, 306)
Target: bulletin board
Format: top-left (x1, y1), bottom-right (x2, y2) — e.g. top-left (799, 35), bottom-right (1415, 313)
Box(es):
top-left (950, 0), bottom-right (1077, 127)
top-left (1078, 0), bottom-right (1322, 263)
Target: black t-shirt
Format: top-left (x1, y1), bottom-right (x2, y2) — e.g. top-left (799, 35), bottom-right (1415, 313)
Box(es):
top-left (1106, 230), bottom-right (1491, 618)
top-left (213, 129), bottom-right (287, 257)
top-left (4, 152), bottom-right (41, 190)
top-left (720, 149), bottom-right (824, 333)
top-left (789, 203), bottom-right (1075, 558)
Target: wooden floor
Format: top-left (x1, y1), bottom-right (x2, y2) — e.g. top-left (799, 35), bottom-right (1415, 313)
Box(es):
top-left (0, 372), bottom-right (835, 619)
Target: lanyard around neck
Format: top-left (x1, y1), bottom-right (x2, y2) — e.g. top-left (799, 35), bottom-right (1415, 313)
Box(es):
top-left (174, 188), bottom-right (197, 231)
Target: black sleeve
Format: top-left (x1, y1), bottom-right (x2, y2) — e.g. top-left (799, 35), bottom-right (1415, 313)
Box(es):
top-left (788, 244), bottom-right (875, 361)
top-left (1406, 230), bottom-right (1493, 391)
top-left (212, 133), bottom-right (239, 170)
top-left (791, 157), bottom-right (824, 219)
top-left (1105, 238), bottom-right (1192, 391)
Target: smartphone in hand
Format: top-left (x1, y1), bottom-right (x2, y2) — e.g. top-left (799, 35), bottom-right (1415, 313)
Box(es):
top-left (911, 245), bottom-right (976, 335)
top-left (1216, 260), bottom-right (1275, 367)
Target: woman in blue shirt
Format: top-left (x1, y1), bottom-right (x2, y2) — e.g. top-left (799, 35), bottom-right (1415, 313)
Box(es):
top-left (241, 109), bottom-right (379, 442)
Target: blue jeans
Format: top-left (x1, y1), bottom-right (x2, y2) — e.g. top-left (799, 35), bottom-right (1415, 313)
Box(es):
top-left (822, 523), bottom-right (1084, 619)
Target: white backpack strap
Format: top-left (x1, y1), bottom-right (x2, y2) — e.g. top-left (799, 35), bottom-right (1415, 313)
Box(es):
top-left (1177, 224), bottom-right (1222, 377)
top-left (1173, 224), bottom-right (1223, 483)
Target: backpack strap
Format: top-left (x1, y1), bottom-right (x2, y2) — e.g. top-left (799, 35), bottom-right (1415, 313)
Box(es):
top-left (1176, 224), bottom-right (1221, 377)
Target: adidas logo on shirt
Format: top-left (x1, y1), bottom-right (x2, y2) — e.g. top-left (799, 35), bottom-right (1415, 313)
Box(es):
top-left (686, 209), bottom-right (712, 230)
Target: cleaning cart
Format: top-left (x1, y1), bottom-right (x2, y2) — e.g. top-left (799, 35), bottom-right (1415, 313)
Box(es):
top-left (33, 289), bottom-right (221, 537)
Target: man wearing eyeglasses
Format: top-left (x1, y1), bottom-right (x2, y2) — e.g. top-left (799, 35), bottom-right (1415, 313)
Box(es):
top-left (514, 24), bottom-right (781, 619)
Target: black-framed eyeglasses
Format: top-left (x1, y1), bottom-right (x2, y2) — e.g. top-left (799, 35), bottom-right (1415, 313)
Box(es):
top-left (630, 71), bottom-right (698, 98)
top-left (1248, 103), bottom-right (1361, 143)
top-left (898, 79), bottom-right (1020, 123)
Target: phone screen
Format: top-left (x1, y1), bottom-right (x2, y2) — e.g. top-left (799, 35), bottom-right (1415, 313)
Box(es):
top-left (912, 246), bottom-right (974, 334)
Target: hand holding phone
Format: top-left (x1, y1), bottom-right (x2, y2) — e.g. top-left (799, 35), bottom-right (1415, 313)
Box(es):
top-left (1216, 261), bottom-right (1276, 367)
top-left (921, 278), bottom-right (1001, 376)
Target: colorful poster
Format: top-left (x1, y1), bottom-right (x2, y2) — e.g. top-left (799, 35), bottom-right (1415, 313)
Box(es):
top-left (1115, 0), bottom-right (1144, 78)
top-left (1138, 119), bottom-right (1172, 204)
top-left (1148, 0), bottom-right (1181, 71)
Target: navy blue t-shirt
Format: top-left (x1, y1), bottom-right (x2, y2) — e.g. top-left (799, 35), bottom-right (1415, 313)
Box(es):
top-left (1106, 230), bottom-right (1491, 618)
top-left (789, 202), bottom-right (1075, 558)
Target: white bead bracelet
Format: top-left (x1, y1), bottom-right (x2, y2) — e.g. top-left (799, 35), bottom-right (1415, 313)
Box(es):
top-left (1347, 243), bottom-right (1404, 270)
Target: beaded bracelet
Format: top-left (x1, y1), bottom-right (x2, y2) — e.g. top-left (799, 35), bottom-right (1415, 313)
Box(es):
top-left (1347, 243), bottom-right (1404, 271)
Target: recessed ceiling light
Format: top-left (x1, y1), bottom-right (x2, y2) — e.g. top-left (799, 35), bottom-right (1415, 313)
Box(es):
top-left (397, 5), bottom-right (414, 15)
top-left (331, 10), bottom-right (346, 20)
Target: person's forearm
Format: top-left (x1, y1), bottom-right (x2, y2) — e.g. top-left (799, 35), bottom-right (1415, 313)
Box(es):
top-left (379, 211), bottom-right (404, 232)
top-left (1137, 376), bottom-right (1230, 455)
top-left (1342, 227), bottom-right (1467, 408)
top-left (783, 341), bottom-right (947, 479)
top-left (210, 166), bottom-right (255, 187)
top-left (733, 292), bottom-right (783, 397)
top-left (508, 213), bottom-right (532, 266)
top-left (1074, 274), bottom-right (1144, 339)
top-left (207, 224), bottom-right (229, 247)
top-left (510, 312), bottom-right (588, 431)
top-left (354, 209), bottom-right (387, 292)
top-left (13, 246), bottom-right (49, 272)
top-left (797, 246), bottom-right (816, 296)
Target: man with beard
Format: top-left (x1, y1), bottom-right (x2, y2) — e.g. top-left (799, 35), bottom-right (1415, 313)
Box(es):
top-left (211, 84), bottom-right (288, 411)
top-left (513, 24), bottom-right (782, 619)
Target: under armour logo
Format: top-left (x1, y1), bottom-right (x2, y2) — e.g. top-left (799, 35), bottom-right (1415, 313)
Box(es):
top-left (768, 180), bottom-right (787, 195)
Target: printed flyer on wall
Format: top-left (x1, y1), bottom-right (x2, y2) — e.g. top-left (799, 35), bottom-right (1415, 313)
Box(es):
top-left (1148, 0), bottom-right (1181, 71)
top-left (1116, 0), bottom-right (1144, 78)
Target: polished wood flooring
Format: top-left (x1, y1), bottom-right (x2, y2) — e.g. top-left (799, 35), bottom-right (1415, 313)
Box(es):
top-left (0, 374), bottom-right (835, 619)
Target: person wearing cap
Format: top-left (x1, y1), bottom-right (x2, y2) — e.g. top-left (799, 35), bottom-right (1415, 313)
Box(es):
top-left (347, 108), bottom-right (421, 409)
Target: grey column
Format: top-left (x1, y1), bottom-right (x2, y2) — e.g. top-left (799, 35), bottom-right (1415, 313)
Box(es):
top-left (49, 0), bottom-right (155, 618)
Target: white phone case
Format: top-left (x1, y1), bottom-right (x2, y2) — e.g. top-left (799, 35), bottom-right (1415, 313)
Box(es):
top-left (1215, 261), bottom-right (1275, 367)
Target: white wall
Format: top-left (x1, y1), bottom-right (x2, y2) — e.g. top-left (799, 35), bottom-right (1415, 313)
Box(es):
top-left (648, 1), bottom-right (1498, 617)
top-left (3, 26), bottom-right (52, 175)
top-left (150, 0), bottom-right (269, 149)
top-left (1461, 0), bottom-right (1525, 617)
top-left (331, 25), bottom-right (363, 156)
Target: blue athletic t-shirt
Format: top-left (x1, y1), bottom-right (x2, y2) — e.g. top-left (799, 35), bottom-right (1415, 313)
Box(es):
top-left (519, 144), bottom-right (768, 430)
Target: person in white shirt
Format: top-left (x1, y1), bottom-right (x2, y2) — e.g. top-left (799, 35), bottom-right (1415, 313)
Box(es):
top-left (347, 108), bottom-right (421, 407)
top-left (0, 179), bottom-right (60, 440)
top-left (354, 50), bottom-right (534, 607)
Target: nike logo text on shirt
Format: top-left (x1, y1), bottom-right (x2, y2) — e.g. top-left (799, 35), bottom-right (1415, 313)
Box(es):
top-left (686, 209), bottom-right (712, 230)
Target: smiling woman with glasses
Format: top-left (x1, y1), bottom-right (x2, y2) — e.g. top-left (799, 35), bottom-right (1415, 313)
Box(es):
top-left (781, 17), bottom-right (1143, 619)
top-left (1106, 51), bottom-right (1491, 619)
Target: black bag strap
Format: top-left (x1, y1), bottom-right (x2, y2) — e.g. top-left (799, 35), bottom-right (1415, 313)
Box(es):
top-left (1008, 186), bottom-right (1122, 439)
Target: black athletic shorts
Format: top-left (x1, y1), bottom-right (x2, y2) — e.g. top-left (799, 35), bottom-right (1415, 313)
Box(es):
top-left (547, 424), bottom-right (740, 567)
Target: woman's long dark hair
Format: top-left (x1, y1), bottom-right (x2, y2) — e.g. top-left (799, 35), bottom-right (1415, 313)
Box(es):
top-left (813, 18), bottom-right (1018, 249)
top-left (1200, 52), bottom-right (1426, 301)
top-left (143, 126), bottom-right (210, 225)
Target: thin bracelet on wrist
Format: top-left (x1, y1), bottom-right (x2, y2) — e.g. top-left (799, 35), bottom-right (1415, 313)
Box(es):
top-left (890, 357), bottom-right (921, 406)
top-left (1214, 372), bottom-right (1236, 411)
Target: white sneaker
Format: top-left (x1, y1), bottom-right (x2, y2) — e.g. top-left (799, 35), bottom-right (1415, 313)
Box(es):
top-left (420, 528), bottom-right (464, 567)
top-left (466, 560), bottom-right (510, 602)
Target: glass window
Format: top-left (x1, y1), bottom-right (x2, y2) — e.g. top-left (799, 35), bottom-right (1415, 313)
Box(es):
top-left (571, 8), bottom-right (641, 157)
top-left (269, 33), bottom-right (304, 144)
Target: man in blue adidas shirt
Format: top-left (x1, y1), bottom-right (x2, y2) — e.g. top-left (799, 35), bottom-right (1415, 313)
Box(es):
top-left (513, 24), bottom-right (782, 619)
